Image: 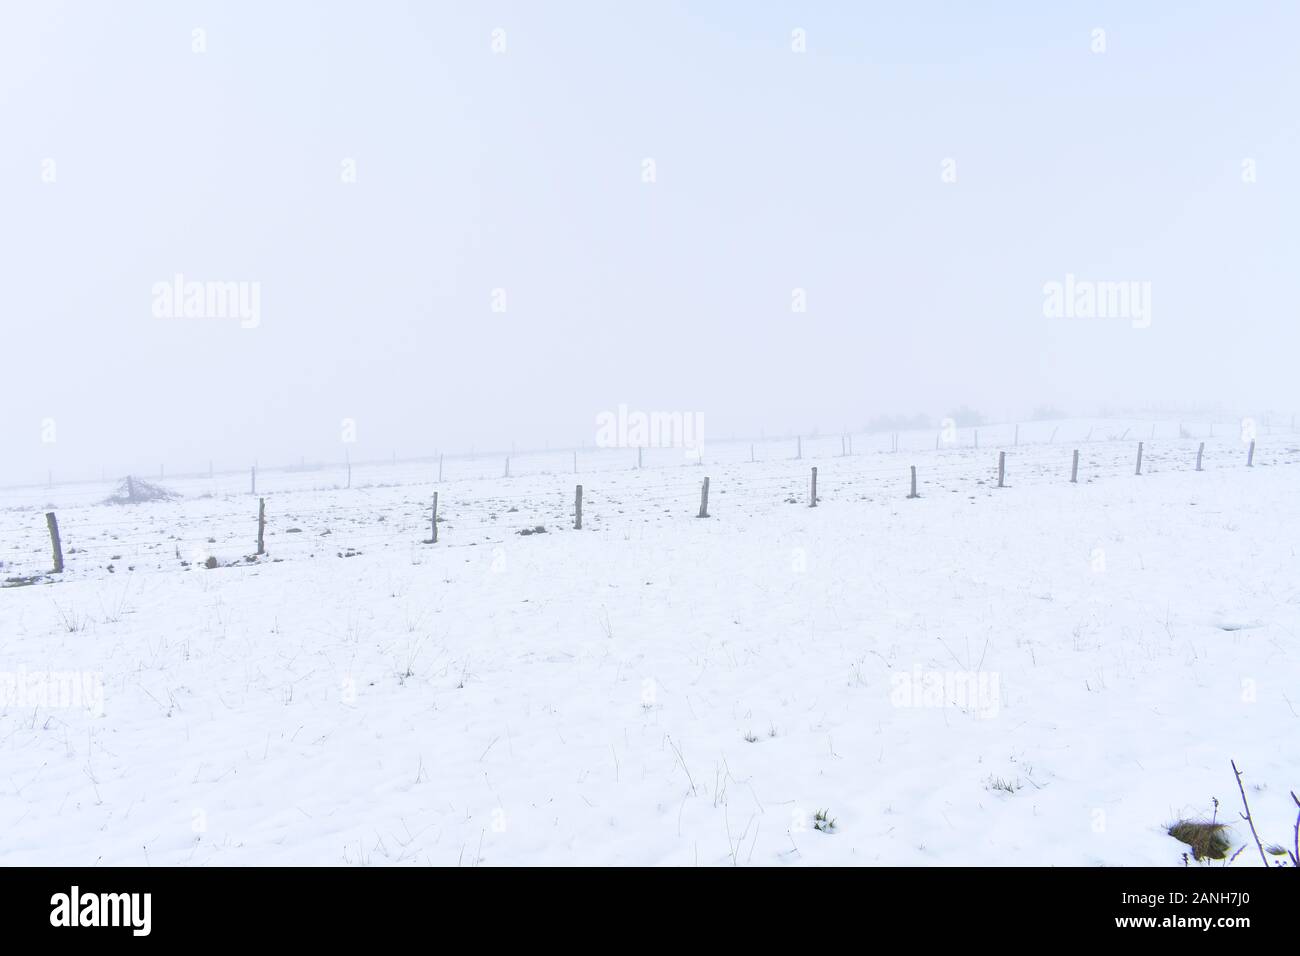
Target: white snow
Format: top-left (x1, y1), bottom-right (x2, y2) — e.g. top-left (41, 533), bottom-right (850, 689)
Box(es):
top-left (2, 420), bottom-right (1298, 865)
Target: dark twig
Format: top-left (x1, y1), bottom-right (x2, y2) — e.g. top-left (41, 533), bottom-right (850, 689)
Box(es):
top-left (1231, 760), bottom-right (1271, 867)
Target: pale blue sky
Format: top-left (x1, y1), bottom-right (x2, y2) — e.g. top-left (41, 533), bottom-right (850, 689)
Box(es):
top-left (2, 1), bottom-right (1297, 480)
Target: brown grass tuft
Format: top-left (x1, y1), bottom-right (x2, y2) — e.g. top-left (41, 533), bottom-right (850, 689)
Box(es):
top-left (1167, 820), bottom-right (1231, 861)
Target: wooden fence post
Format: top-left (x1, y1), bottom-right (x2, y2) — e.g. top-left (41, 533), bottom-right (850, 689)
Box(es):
top-left (1071, 449), bottom-right (1079, 484)
top-left (1014, 424), bottom-right (1019, 446)
top-left (810, 467), bottom-right (818, 507)
top-left (1247, 440), bottom-right (1255, 467)
top-left (750, 443), bottom-right (755, 463)
top-left (256, 498), bottom-right (266, 555)
top-left (1196, 442), bottom-right (1204, 471)
top-left (574, 485), bottom-right (583, 530)
top-left (504, 457), bottom-right (510, 478)
top-left (429, 492), bottom-right (439, 543)
top-left (997, 452), bottom-right (1006, 488)
top-left (46, 512), bottom-right (64, 573)
top-left (637, 447), bottom-right (642, 470)
top-left (697, 477), bottom-right (710, 518)
top-left (908, 466), bottom-right (919, 499)
top-left (573, 450), bottom-right (578, 474)
top-left (1135, 442), bottom-right (1143, 476)
top-left (250, 466), bottom-right (256, 495)
top-left (796, 436), bottom-right (802, 460)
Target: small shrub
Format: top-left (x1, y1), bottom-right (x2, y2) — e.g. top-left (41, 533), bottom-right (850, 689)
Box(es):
top-left (105, 477), bottom-right (178, 505)
top-left (1167, 820), bottom-right (1231, 861)
top-left (987, 776), bottom-right (1021, 794)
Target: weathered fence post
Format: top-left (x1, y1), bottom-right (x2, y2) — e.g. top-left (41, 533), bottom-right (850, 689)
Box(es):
top-left (504, 457), bottom-right (510, 478)
top-left (1071, 449), bottom-right (1079, 484)
top-left (908, 466), bottom-right (919, 499)
top-left (1135, 442), bottom-right (1143, 476)
top-left (810, 467), bottom-right (818, 507)
top-left (796, 436), bottom-right (802, 460)
top-left (573, 450), bottom-right (578, 474)
top-left (750, 443), bottom-right (755, 463)
top-left (637, 447), bottom-right (642, 470)
top-left (697, 477), bottom-right (710, 518)
top-left (1247, 440), bottom-right (1255, 467)
top-left (46, 512), bottom-right (64, 573)
top-left (430, 492), bottom-right (439, 543)
top-left (997, 451), bottom-right (1006, 488)
top-left (256, 498), bottom-right (266, 555)
top-left (1196, 442), bottom-right (1204, 471)
top-left (574, 485), bottom-right (583, 530)
top-left (347, 462), bottom-right (352, 488)
top-left (250, 466), bottom-right (256, 495)
top-left (1014, 424), bottom-right (1019, 446)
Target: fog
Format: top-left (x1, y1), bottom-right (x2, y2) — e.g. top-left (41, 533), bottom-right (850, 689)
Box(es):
top-left (3, 1), bottom-right (1297, 484)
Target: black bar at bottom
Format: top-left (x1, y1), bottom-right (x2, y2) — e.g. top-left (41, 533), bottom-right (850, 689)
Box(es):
top-left (0, 865), bottom-right (1285, 942)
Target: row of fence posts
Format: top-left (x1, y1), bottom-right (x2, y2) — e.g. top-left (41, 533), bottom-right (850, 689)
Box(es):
top-left (654, 437), bottom-right (1254, 523)
top-left (238, 435), bottom-right (1262, 498)
top-left (35, 440), bottom-right (1266, 574)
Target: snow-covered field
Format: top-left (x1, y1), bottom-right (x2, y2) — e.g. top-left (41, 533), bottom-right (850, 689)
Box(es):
top-left (2, 420), bottom-right (1298, 865)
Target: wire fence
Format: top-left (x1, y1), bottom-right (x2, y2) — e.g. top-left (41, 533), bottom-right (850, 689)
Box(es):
top-left (3, 422), bottom-right (1297, 586)
top-left (5, 416), bottom-right (1296, 510)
